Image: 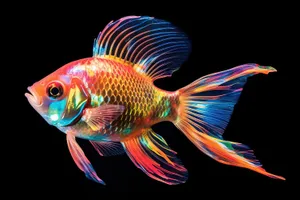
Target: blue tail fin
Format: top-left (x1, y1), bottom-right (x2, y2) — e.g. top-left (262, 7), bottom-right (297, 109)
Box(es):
top-left (174, 64), bottom-right (285, 180)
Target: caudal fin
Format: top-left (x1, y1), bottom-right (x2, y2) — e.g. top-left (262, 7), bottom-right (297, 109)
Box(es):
top-left (174, 63), bottom-right (285, 180)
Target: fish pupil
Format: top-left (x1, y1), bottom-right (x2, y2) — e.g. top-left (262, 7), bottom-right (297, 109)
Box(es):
top-left (47, 82), bottom-right (63, 98)
top-left (51, 87), bottom-right (60, 96)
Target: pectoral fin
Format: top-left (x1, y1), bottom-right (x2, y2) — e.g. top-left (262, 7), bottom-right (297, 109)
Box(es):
top-left (66, 133), bottom-right (105, 185)
top-left (82, 104), bottom-right (125, 131)
top-left (121, 128), bottom-right (188, 185)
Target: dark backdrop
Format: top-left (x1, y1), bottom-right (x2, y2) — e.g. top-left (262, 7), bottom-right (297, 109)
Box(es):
top-left (10, 2), bottom-right (292, 197)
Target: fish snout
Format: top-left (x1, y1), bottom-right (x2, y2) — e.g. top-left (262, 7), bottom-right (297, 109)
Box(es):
top-left (25, 86), bottom-right (42, 106)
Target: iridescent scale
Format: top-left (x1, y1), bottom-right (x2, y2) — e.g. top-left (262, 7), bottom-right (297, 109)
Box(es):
top-left (65, 58), bottom-right (178, 140)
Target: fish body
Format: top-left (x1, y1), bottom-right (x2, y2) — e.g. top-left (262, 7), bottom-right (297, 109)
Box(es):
top-left (57, 57), bottom-right (178, 141)
top-left (25, 16), bottom-right (285, 185)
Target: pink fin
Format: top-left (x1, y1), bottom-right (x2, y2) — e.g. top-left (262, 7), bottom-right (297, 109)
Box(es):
top-left (90, 141), bottom-right (124, 156)
top-left (66, 134), bottom-right (105, 185)
top-left (82, 104), bottom-right (125, 131)
top-left (122, 128), bottom-right (188, 185)
top-left (92, 16), bottom-right (191, 81)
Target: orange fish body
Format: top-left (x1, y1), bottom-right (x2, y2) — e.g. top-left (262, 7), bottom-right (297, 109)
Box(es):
top-left (58, 57), bottom-right (178, 141)
top-left (25, 16), bottom-right (285, 185)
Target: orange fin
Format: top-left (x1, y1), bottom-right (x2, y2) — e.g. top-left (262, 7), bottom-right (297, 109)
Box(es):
top-left (174, 64), bottom-right (285, 180)
top-left (90, 141), bottom-right (124, 156)
top-left (177, 123), bottom-right (285, 180)
top-left (121, 128), bottom-right (188, 185)
top-left (66, 134), bottom-right (105, 184)
top-left (82, 104), bottom-right (125, 131)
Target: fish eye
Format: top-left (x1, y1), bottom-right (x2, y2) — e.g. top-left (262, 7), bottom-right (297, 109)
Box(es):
top-left (47, 82), bottom-right (63, 99)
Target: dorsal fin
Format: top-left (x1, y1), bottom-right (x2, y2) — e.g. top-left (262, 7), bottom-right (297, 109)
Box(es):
top-left (93, 16), bottom-right (191, 81)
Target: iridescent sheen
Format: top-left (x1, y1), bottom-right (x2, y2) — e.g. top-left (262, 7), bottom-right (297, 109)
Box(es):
top-left (25, 16), bottom-right (285, 185)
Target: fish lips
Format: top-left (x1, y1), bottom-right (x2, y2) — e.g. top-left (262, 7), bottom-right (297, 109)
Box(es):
top-left (25, 86), bottom-right (54, 124)
top-left (25, 86), bottom-right (42, 107)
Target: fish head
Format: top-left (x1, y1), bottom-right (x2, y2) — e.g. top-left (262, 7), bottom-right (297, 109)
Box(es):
top-left (25, 70), bottom-right (89, 127)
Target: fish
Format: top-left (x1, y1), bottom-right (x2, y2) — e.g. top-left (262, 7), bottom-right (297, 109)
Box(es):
top-left (25, 15), bottom-right (285, 185)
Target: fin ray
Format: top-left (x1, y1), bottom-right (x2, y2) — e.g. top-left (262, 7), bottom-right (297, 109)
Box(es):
top-left (81, 104), bottom-right (125, 131)
top-left (66, 134), bottom-right (105, 184)
top-left (178, 64), bottom-right (277, 139)
top-left (93, 16), bottom-right (191, 81)
top-left (90, 141), bottom-right (124, 156)
top-left (174, 64), bottom-right (285, 180)
top-left (122, 128), bottom-right (188, 185)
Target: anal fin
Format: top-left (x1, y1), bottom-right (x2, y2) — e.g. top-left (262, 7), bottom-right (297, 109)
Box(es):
top-left (90, 141), bottom-right (124, 156)
top-left (121, 128), bottom-right (188, 185)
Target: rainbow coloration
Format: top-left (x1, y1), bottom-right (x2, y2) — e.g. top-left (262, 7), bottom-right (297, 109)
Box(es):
top-left (25, 16), bottom-right (285, 185)
top-left (58, 57), bottom-right (179, 141)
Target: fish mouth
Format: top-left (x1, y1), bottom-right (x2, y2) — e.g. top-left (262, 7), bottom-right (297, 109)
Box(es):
top-left (25, 87), bottom-right (42, 106)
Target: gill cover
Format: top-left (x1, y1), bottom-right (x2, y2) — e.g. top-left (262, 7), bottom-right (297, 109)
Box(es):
top-left (48, 76), bottom-right (89, 126)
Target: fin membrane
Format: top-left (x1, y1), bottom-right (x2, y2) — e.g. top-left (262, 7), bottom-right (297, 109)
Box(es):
top-left (175, 63), bottom-right (285, 180)
top-left (93, 16), bottom-right (191, 81)
top-left (178, 63), bottom-right (277, 139)
top-left (66, 134), bottom-right (105, 184)
top-left (176, 124), bottom-right (285, 180)
top-left (90, 141), bottom-right (124, 156)
top-left (82, 104), bottom-right (125, 131)
top-left (122, 128), bottom-right (188, 185)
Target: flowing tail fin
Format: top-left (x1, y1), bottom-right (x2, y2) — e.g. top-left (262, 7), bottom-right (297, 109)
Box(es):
top-left (173, 63), bottom-right (285, 180)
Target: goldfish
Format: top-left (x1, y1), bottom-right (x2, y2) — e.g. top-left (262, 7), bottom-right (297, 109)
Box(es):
top-left (25, 15), bottom-right (285, 185)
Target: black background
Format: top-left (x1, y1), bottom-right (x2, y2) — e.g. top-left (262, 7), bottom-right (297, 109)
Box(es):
top-left (10, 2), bottom-right (293, 197)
